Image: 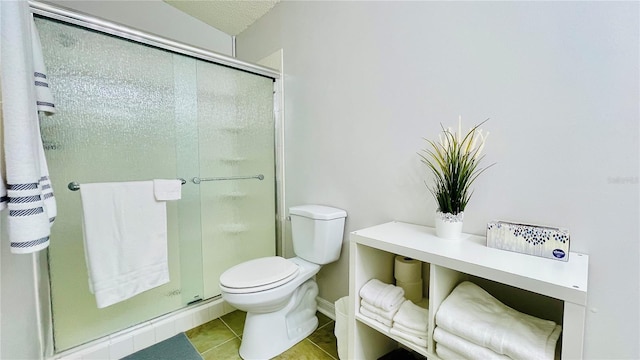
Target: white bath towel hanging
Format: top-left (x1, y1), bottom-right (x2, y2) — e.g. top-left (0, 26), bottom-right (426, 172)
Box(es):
top-left (80, 181), bottom-right (170, 308)
top-left (0, 158), bottom-right (7, 211)
top-left (1, 0), bottom-right (57, 253)
top-left (31, 15), bottom-right (57, 115)
top-left (435, 281), bottom-right (562, 360)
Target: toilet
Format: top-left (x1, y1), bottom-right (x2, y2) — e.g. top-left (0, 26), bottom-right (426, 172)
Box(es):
top-left (219, 205), bottom-right (347, 359)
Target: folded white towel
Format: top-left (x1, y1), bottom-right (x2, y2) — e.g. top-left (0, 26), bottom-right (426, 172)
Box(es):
top-left (435, 343), bottom-right (467, 360)
top-left (1, 1), bottom-right (57, 253)
top-left (389, 327), bottom-right (428, 348)
top-left (434, 327), bottom-right (511, 360)
top-left (360, 306), bottom-right (393, 327)
top-left (392, 322), bottom-right (428, 338)
top-left (436, 281), bottom-right (561, 360)
top-left (80, 181), bottom-right (170, 308)
top-left (359, 279), bottom-right (405, 312)
top-left (361, 299), bottom-right (399, 320)
top-left (153, 179), bottom-right (182, 201)
top-left (393, 299), bottom-right (429, 333)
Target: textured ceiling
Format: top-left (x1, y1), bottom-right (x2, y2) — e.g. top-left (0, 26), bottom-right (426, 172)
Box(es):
top-left (164, 0), bottom-right (280, 36)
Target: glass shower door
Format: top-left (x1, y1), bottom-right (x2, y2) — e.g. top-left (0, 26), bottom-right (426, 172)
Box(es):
top-left (36, 16), bottom-right (276, 352)
top-left (196, 62), bottom-right (276, 299)
top-left (37, 18), bottom-right (195, 352)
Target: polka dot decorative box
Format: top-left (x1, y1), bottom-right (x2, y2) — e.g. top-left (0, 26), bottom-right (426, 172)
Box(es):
top-left (486, 221), bottom-right (570, 262)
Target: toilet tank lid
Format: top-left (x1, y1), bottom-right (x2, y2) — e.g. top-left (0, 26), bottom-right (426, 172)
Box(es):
top-left (289, 205), bottom-right (347, 220)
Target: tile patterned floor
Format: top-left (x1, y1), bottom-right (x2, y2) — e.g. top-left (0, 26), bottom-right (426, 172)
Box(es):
top-left (185, 311), bottom-right (339, 360)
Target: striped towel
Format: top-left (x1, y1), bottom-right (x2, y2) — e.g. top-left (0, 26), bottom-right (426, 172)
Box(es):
top-left (1, 1), bottom-right (57, 253)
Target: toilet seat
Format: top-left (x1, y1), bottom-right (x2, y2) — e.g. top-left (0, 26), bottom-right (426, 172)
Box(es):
top-left (220, 256), bottom-right (300, 294)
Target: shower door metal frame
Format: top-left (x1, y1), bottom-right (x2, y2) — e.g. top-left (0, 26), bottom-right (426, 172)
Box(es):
top-left (28, 0), bottom-right (285, 257)
top-left (28, 1), bottom-right (280, 80)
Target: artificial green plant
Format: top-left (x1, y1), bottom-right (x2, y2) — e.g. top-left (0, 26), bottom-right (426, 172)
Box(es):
top-left (419, 117), bottom-right (493, 215)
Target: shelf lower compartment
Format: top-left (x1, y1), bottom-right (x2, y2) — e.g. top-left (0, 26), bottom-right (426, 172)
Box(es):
top-left (356, 312), bottom-right (429, 357)
top-left (350, 222), bottom-right (587, 360)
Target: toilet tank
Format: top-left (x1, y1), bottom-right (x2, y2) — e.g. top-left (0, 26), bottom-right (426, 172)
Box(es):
top-left (289, 205), bottom-right (347, 265)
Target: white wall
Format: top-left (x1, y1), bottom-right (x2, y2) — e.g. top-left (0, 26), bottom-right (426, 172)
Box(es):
top-left (236, 2), bottom-right (639, 359)
top-left (0, 218), bottom-right (42, 360)
top-left (41, 0), bottom-right (233, 56)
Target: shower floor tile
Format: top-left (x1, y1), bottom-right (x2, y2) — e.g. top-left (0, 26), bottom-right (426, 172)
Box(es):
top-left (186, 310), bottom-right (338, 360)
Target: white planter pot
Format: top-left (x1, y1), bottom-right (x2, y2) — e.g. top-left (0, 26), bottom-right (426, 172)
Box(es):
top-left (435, 211), bottom-right (464, 239)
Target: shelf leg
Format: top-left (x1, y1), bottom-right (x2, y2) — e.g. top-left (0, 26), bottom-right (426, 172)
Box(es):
top-left (562, 302), bottom-right (586, 359)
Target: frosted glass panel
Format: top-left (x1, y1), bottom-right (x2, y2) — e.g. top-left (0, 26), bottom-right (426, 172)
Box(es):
top-left (37, 18), bottom-right (185, 351)
top-left (197, 62), bottom-right (275, 299)
top-left (173, 55), bottom-right (205, 305)
top-left (36, 17), bottom-right (275, 352)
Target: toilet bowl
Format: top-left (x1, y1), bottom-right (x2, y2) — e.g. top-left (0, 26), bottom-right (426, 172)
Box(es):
top-left (219, 256), bottom-right (320, 313)
top-left (219, 205), bottom-right (347, 359)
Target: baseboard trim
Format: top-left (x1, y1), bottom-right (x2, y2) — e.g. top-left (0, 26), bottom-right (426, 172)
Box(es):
top-left (316, 296), bottom-right (336, 321)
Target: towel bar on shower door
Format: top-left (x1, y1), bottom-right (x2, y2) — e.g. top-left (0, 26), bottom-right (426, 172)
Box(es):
top-left (192, 174), bottom-right (264, 184)
top-left (67, 178), bottom-right (187, 191)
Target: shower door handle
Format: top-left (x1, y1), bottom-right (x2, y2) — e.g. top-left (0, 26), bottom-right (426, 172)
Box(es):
top-left (192, 174), bottom-right (264, 184)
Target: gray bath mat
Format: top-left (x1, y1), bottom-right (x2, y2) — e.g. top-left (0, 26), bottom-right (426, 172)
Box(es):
top-left (123, 333), bottom-right (201, 360)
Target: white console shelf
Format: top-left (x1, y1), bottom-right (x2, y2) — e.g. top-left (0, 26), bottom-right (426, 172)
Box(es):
top-left (348, 221), bottom-right (589, 360)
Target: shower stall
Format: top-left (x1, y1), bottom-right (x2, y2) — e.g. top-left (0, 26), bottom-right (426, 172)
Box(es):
top-left (33, 4), bottom-right (281, 353)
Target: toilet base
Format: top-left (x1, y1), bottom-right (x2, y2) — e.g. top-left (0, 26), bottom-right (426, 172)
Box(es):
top-left (239, 279), bottom-right (319, 359)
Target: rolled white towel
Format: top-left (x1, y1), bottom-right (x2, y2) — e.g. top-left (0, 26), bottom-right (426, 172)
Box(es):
top-left (436, 281), bottom-right (562, 360)
top-left (433, 327), bottom-right (511, 360)
top-left (360, 305), bottom-right (393, 327)
top-left (359, 279), bottom-right (405, 312)
top-left (392, 322), bottom-right (428, 339)
top-left (389, 327), bottom-right (428, 348)
top-left (392, 299), bottom-right (428, 333)
top-left (361, 299), bottom-right (398, 321)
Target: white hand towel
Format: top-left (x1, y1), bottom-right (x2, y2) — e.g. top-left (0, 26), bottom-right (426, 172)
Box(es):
top-left (1, 1), bottom-right (57, 253)
top-left (360, 306), bottom-right (393, 327)
top-left (434, 327), bottom-right (511, 360)
top-left (153, 179), bottom-right (182, 201)
top-left (391, 322), bottom-right (428, 339)
top-left (359, 279), bottom-right (405, 312)
top-left (392, 299), bottom-right (429, 333)
top-left (80, 181), bottom-right (170, 308)
top-left (435, 281), bottom-right (562, 360)
top-left (361, 299), bottom-right (399, 321)
top-left (435, 343), bottom-right (468, 360)
top-left (389, 327), bottom-right (428, 348)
